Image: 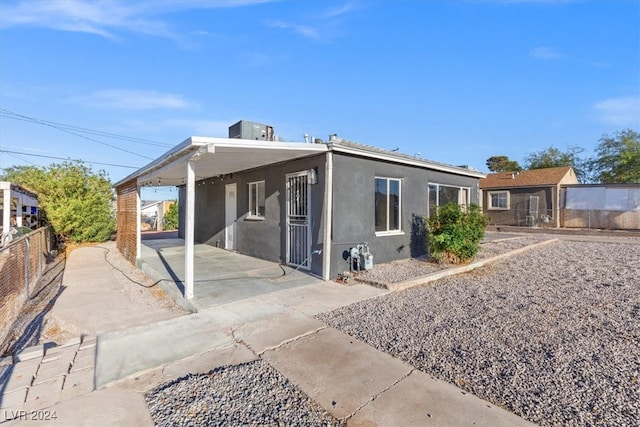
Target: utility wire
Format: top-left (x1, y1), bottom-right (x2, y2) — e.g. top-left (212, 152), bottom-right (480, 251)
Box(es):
top-left (0, 109), bottom-right (156, 160)
top-left (0, 109), bottom-right (172, 148)
top-left (0, 149), bottom-right (139, 169)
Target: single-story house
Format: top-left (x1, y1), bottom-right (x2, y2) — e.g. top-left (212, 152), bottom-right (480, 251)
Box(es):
top-left (141, 200), bottom-right (175, 231)
top-left (1, 181), bottom-right (39, 234)
top-left (114, 122), bottom-right (485, 299)
top-left (479, 166), bottom-right (579, 228)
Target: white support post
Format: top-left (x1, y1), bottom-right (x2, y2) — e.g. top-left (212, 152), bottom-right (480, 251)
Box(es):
top-left (322, 152), bottom-right (333, 281)
top-left (16, 198), bottom-right (23, 227)
top-left (2, 183), bottom-right (10, 235)
top-left (184, 160), bottom-right (195, 299)
top-left (136, 186), bottom-right (142, 262)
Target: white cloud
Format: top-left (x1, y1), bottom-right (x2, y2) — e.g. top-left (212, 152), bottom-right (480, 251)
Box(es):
top-left (529, 46), bottom-right (563, 60)
top-left (0, 0), bottom-right (275, 39)
top-left (265, 20), bottom-right (320, 39)
top-left (76, 89), bottom-right (195, 110)
top-left (593, 96), bottom-right (640, 127)
top-left (323, 2), bottom-right (357, 19)
top-left (265, 2), bottom-right (358, 41)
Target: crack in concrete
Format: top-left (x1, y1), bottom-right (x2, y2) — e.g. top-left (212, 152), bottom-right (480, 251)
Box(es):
top-left (255, 325), bottom-right (328, 356)
top-left (344, 367), bottom-right (415, 422)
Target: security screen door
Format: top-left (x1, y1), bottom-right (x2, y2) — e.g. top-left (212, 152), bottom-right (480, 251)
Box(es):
top-left (286, 172), bottom-right (311, 269)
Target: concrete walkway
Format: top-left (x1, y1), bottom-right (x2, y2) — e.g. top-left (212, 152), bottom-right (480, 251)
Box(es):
top-left (1, 240), bottom-right (539, 426)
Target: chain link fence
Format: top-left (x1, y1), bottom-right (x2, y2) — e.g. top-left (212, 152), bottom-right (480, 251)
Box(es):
top-left (0, 227), bottom-right (54, 348)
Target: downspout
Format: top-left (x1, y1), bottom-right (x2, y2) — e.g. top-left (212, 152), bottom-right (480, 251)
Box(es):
top-left (322, 152), bottom-right (333, 281)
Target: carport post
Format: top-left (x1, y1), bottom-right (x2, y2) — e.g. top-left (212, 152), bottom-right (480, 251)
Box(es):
top-left (184, 160), bottom-right (195, 299)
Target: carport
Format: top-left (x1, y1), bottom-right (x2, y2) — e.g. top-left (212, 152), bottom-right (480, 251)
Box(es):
top-left (114, 137), bottom-right (329, 301)
top-left (138, 234), bottom-right (325, 311)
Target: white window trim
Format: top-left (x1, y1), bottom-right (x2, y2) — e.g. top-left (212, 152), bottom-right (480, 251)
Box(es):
top-left (428, 183), bottom-right (472, 216)
top-left (488, 190), bottom-right (510, 210)
top-left (248, 180), bottom-right (265, 219)
top-left (374, 177), bottom-right (402, 235)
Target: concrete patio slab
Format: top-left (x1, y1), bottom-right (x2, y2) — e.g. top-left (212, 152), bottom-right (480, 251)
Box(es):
top-left (349, 369), bottom-right (536, 427)
top-left (254, 281), bottom-right (386, 316)
top-left (139, 238), bottom-right (327, 311)
top-left (94, 311), bottom-right (236, 388)
top-left (233, 312), bottom-right (326, 354)
top-left (262, 327), bottom-right (412, 419)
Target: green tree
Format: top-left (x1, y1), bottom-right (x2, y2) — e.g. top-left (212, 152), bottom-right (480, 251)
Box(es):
top-left (163, 201), bottom-right (179, 230)
top-left (588, 129), bottom-right (640, 183)
top-left (523, 145), bottom-right (587, 182)
top-left (486, 155), bottom-right (522, 172)
top-left (1, 161), bottom-right (115, 243)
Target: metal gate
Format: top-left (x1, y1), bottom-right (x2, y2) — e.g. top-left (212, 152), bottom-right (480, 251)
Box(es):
top-left (286, 172), bottom-right (311, 269)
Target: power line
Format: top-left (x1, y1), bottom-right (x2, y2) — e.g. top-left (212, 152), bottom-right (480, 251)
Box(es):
top-left (0, 149), bottom-right (139, 169)
top-left (0, 109), bottom-right (157, 160)
top-left (0, 109), bottom-right (172, 148)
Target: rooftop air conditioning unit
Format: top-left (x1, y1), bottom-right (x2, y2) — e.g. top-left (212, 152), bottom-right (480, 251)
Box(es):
top-left (228, 120), bottom-right (274, 141)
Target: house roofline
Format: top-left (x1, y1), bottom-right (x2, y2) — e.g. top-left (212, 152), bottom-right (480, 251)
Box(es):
top-left (329, 142), bottom-right (486, 178)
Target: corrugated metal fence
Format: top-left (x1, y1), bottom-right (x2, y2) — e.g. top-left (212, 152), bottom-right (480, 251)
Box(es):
top-left (0, 227), bottom-right (53, 347)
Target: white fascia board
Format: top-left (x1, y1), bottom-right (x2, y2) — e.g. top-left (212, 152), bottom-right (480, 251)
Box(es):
top-left (115, 137), bottom-right (200, 187)
top-left (330, 144), bottom-right (486, 179)
top-left (192, 136), bottom-right (329, 153)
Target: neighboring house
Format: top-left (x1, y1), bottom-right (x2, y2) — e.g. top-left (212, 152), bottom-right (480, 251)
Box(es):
top-left (1, 181), bottom-right (39, 234)
top-left (114, 122), bottom-right (485, 299)
top-left (479, 166), bottom-right (579, 228)
top-left (141, 200), bottom-right (176, 231)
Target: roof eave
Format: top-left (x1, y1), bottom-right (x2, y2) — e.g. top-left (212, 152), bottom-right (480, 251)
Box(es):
top-left (329, 142), bottom-right (486, 178)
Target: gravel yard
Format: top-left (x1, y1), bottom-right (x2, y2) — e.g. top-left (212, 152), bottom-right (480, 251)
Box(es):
top-left (145, 360), bottom-right (343, 426)
top-left (357, 233), bottom-right (550, 285)
top-left (317, 239), bottom-right (640, 426)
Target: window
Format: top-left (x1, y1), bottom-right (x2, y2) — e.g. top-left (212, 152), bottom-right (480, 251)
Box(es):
top-left (375, 177), bottom-right (401, 233)
top-left (428, 183), bottom-right (471, 216)
top-left (248, 181), bottom-right (265, 218)
top-left (488, 191), bottom-right (509, 210)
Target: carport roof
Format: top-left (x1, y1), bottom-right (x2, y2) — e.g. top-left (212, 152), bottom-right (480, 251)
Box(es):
top-left (114, 135), bottom-right (486, 188)
top-left (114, 137), bottom-right (329, 188)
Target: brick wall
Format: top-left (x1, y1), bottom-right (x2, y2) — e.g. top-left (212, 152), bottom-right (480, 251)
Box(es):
top-left (116, 179), bottom-right (138, 265)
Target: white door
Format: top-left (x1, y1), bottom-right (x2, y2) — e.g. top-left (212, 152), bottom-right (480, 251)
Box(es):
top-left (286, 172), bottom-right (311, 269)
top-left (225, 183), bottom-right (237, 250)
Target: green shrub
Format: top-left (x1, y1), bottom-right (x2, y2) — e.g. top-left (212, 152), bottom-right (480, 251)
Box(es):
top-left (427, 203), bottom-right (488, 264)
top-left (163, 202), bottom-right (179, 230)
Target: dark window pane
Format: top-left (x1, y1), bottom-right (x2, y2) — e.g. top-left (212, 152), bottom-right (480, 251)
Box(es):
top-left (389, 180), bottom-right (400, 230)
top-left (375, 178), bottom-right (387, 231)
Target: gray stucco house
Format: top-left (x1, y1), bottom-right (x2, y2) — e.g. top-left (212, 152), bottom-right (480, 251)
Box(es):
top-left (115, 122), bottom-right (484, 299)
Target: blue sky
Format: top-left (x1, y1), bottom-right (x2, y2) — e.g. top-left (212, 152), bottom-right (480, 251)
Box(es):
top-left (1, 0), bottom-right (638, 199)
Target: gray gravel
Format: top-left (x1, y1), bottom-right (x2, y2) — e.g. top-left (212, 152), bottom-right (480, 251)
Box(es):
top-left (145, 360), bottom-right (343, 426)
top-left (357, 234), bottom-right (550, 285)
top-left (317, 239), bottom-right (640, 426)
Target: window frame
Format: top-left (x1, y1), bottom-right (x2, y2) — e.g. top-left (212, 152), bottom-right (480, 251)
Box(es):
top-left (428, 183), bottom-right (472, 216)
top-left (488, 190), bottom-right (510, 210)
top-left (248, 180), bottom-right (266, 219)
top-left (374, 177), bottom-right (403, 236)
